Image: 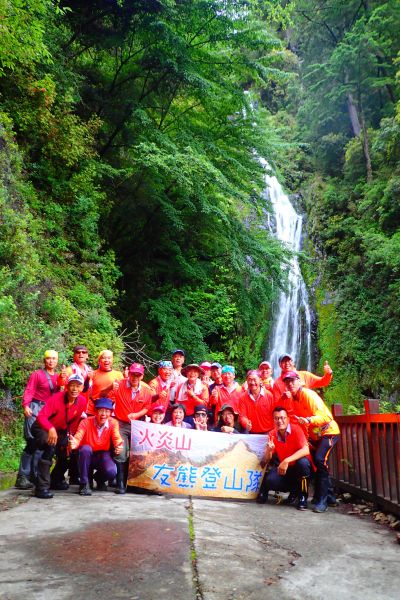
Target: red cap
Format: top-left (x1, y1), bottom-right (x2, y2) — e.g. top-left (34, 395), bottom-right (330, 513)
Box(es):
top-left (200, 361), bottom-right (212, 371)
top-left (282, 371), bottom-right (300, 381)
top-left (129, 363), bottom-right (145, 375)
top-left (258, 361), bottom-right (271, 369)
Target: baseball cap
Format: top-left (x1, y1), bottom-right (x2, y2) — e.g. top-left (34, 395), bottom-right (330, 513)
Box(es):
top-left (278, 354), bottom-right (293, 363)
top-left (258, 361), bottom-right (271, 369)
top-left (129, 363), bottom-right (145, 375)
top-left (282, 371), bottom-right (300, 381)
top-left (67, 373), bottom-right (84, 385)
top-left (211, 362), bottom-right (222, 370)
top-left (94, 398), bottom-right (113, 410)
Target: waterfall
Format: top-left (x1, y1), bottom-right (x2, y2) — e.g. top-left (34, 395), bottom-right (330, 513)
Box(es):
top-left (261, 161), bottom-right (312, 374)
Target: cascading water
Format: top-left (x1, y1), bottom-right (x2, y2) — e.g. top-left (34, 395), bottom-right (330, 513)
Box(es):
top-left (260, 160), bottom-right (313, 374)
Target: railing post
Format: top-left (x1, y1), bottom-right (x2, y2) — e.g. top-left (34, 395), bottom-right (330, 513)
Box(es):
top-left (365, 399), bottom-right (380, 509)
top-left (332, 404), bottom-right (343, 417)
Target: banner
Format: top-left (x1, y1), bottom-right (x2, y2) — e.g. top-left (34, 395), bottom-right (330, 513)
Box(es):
top-left (128, 421), bottom-right (267, 499)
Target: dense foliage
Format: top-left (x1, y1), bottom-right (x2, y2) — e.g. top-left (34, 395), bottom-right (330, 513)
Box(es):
top-left (286, 0), bottom-right (400, 408)
top-left (0, 0), bottom-right (291, 410)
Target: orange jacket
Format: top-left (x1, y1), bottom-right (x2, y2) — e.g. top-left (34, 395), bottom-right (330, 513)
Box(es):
top-left (73, 416), bottom-right (123, 452)
top-left (87, 369), bottom-right (124, 415)
top-left (272, 369), bottom-right (333, 402)
top-left (290, 387), bottom-right (340, 440)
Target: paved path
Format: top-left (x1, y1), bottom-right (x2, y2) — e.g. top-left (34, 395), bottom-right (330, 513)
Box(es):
top-left (0, 488), bottom-right (398, 600)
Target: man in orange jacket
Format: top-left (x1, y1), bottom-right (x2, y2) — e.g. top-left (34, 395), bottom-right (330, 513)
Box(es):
top-left (272, 353), bottom-right (333, 404)
top-left (69, 398), bottom-right (123, 496)
top-left (87, 350), bottom-right (124, 416)
top-left (113, 362), bottom-right (153, 494)
top-left (282, 371), bottom-right (340, 513)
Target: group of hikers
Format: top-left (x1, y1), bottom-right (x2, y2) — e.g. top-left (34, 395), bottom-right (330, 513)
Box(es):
top-left (15, 345), bottom-right (340, 513)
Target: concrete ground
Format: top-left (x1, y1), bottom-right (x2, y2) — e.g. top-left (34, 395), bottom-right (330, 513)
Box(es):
top-left (0, 487), bottom-right (398, 600)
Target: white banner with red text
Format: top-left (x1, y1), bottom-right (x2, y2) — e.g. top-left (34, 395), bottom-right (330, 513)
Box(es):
top-left (128, 420), bottom-right (267, 499)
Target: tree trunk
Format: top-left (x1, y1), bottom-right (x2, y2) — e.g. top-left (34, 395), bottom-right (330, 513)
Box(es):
top-left (347, 93), bottom-right (372, 182)
top-left (360, 111), bottom-right (373, 183)
top-left (347, 93), bottom-right (361, 136)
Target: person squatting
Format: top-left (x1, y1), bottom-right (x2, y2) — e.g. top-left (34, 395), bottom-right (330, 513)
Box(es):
top-left (15, 346), bottom-right (339, 513)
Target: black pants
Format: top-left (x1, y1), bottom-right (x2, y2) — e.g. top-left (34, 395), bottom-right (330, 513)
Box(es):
top-left (31, 422), bottom-right (75, 490)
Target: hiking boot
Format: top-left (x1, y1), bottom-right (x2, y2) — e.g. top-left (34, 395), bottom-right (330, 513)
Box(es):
top-left (50, 480), bottom-right (69, 491)
top-left (327, 494), bottom-right (338, 507)
top-left (283, 491), bottom-right (297, 505)
top-left (35, 489), bottom-right (54, 499)
top-left (79, 483), bottom-right (92, 496)
top-left (96, 482), bottom-right (108, 492)
top-left (313, 500), bottom-right (328, 513)
top-left (114, 463), bottom-right (126, 494)
top-left (15, 475), bottom-right (34, 490)
top-left (297, 494), bottom-right (308, 511)
top-left (256, 491), bottom-right (268, 504)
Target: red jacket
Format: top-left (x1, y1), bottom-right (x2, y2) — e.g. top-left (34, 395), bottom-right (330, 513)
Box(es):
top-left (270, 423), bottom-right (313, 465)
top-left (212, 384), bottom-right (242, 423)
top-left (239, 387), bottom-right (275, 433)
top-left (174, 381), bottom-right (209, 416)
top-left (22, 369), bottom-right (59, 407)
top-left (113, 381), bottom-right (153, 423)
top-left (36, 391), bottom-right (87, 434)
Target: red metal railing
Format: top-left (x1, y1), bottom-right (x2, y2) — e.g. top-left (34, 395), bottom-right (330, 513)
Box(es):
top-left (330, 399), bottom-right (400, 516)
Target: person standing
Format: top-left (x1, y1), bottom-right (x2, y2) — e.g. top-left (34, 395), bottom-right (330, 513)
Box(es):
top-left (175, 364), bottom-right (209, 425)
top-left (171, 349), bottom-right (187, 386)
top-left (32, 373), bottom-right (87, 499)
top-left (87, 349), bottom-right (124, 416)
top-left (59, 345), bottom-right (93, 397)
top-left (148, 360), bottom-right (174, 416)
top-left (210, 365), bottom-right (241, 424)
top-left (282, 371), bottom-right (340, 513)
top-left (238, 370), bottom-right (275, 434)
top-left (272, 354), bottom-right (333, 403)
top-left (258, 361), bottom-right (274, 391)
top-left (15, 350), bottom-right (60, 490)
top-left (113, 363), bottom-right (153, 494)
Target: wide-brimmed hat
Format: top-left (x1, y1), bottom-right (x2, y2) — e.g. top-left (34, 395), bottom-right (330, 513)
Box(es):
top-left (181, 363), bottom-right (205, 377)
top-left (218, 403), bottom-right (239, 417)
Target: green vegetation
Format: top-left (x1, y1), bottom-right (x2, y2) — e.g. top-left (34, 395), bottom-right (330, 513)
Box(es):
top-left (1, 0), bottom-right (400, 421)
top-left (285, 0), bottom-right (400, 409)
top-left (0, 0), bottom-right (293, 405)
